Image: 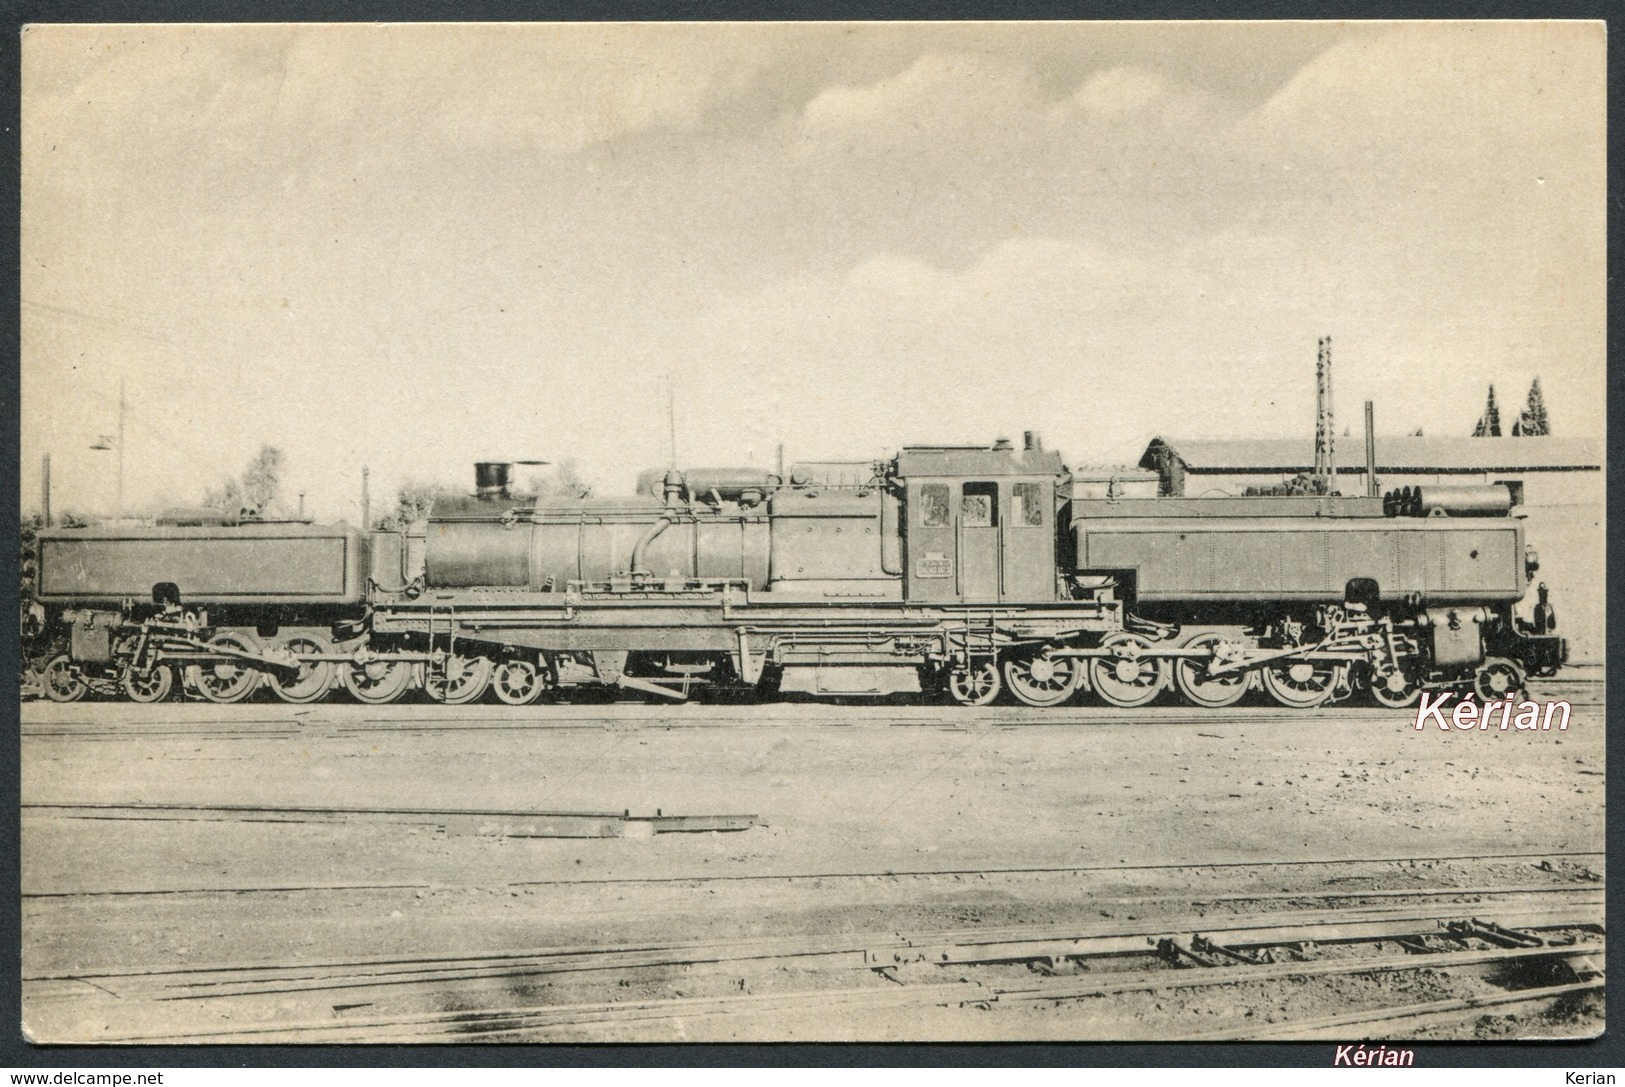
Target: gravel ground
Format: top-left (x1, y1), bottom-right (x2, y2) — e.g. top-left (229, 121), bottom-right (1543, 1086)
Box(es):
top-left (20, 685), bottom-right (1606, 1042)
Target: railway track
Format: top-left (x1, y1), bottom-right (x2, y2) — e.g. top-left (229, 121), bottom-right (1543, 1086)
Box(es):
top-left (19, 844), bottom-right (1604, 899)
top-left (24, 891), bottom-right (1604, 1043)
top-left (18, 685), bottom-right (1605, 741)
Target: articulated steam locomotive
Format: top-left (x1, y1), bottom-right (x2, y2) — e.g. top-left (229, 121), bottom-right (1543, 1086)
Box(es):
top-left (29, 433), bottom-right (1566, 709)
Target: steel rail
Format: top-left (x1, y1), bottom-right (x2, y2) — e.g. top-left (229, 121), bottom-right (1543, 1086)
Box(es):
top-left (21, 851), bottom-right (1605, 899)
top-left (1193, 979), bottom-right (1606, 1041)
top-left (29, 895), bottom-right (1603, 999)
top-left (62, 919), bottom-right (1604, 1045)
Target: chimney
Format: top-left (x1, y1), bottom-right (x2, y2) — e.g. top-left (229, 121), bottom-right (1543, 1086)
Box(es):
top-left (474, 462), bottom-right (514, 501)
top-left (1023, 430), bottom-right (1042, 451)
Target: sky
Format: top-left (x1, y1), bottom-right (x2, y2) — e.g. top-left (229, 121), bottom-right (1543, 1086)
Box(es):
top-left (20, 21), bottom-right (1606, 523)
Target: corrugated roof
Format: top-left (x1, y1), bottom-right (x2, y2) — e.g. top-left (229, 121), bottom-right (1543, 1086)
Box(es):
top-left (1141, 436), bottom-right (1602, 473)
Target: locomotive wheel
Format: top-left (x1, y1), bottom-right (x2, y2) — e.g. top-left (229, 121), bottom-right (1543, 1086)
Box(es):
top-left (1261, 659), bottom-right (1342, 709)
top-left (424, 654), bottom-right (494, 705)
top-left (121, 665), bottom-right (175, 703)
top-left (42, 655), bottom-right (88, 703)
top-left (947, 662), bottom-right (1000, 707)
top-left (1002, 654), bottom-right (1081, 708)
top-left (188, 632), bottom-right (264, 704)
top-left (1368, 665), bottom-right (1422, 709)
top-left (1087, 633), bottom-right (1169, 708)
top-left (1473, 657), bottom-right (1526, 703)
top-left (491, 659), bottom-right (547, 706)
top-left (267, 633), bottom-right (336, 704)
top-left (1173, 632), bottom-right (1250, 708)
top-left (342, 656), bottom-right (413, 704)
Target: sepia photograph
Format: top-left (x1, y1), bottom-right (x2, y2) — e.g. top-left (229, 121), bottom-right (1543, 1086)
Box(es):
top-left (16, 19), bottom-right (1606, 1046)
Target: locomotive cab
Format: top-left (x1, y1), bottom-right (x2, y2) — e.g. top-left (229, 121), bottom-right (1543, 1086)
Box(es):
top-left (897, 434), bottom-right (1066, 604)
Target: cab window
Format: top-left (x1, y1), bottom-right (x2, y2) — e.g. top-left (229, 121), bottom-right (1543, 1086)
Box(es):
top-left (962, 482), bottom-right (998, 527)
top-left (1012, 482), bottom-right (1045, 526)
top-left (920, 483), bottom-right (950, 527)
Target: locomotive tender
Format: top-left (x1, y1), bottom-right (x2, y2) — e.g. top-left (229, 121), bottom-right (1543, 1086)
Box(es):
top-left (32, 432), bottom-right (1565, 708)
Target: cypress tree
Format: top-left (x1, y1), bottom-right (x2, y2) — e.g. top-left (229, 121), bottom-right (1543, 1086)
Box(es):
top-left (1472, 385), bottom-right (1502, 437)
top-left (1517, 377), bottom-right (1550, 436)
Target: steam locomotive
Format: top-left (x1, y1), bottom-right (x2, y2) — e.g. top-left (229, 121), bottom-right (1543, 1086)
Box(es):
top-left (29, 433), bottom-right (1566, 708)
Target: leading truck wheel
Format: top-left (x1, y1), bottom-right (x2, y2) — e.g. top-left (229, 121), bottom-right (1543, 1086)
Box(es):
top-left (491, 659), bottom-right (547, 706)
top-left (1474, 658), bottom-right (1525, 703)
top-left (43, 655), bottom-right (88, 703)
top-left (1173, 632), bottom-right (1250, 708)
top-left (342, 656), bottom-right (413, 704)
top-left (1002, 654), bottom-right (1082, 707)
top-left (187, 632), bottom-right (264, 704)
top-left (947, 662), bottom-right (1000, 707)
top-left (1087, 633), bottom-right (1170, 708)
top-left (1369, 665), bottom-right (1422, 709)
top-left (267, 633), bottom-right (337, 704)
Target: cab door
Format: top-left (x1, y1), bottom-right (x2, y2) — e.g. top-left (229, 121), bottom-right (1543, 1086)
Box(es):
top-left (907, 481), bottom-right (956, 602)
top-left (1003, 480), bottom-right (1056, 601)
top-left (958, 482), bottom-right (1000, 601)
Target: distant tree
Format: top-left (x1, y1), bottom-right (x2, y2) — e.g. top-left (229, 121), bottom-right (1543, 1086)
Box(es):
top-left (1514, 377), bottom-right (1551, 436)
top-left (379, 480), bottom-right (457, 530)
top-left (527, 460), bottom-right (593, 501)
top-left (1472, 385), bottom-right (1502, 437)
top-left (204, 445), bottom-right (285, 517)
top-left (240, 445), bottom-right (283, 511)
top-left (202, 478), bottom-right (243, 516)
top-left (1409, 427), bottom-right (1425, 437)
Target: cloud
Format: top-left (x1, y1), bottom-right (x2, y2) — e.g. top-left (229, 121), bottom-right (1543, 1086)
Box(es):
top-left (1244, 22), bottom-right (1603, 173)
top-left (1070, 66), bottom-right (1170, 119)
top-left (802, 51), bottom-right (1044, 133)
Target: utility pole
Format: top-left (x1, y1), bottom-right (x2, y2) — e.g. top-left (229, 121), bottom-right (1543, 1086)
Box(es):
top-left (41, 453), bottom-right (51, 527)
top-left (361, 466), bottom-right (371, 528)
top-left (667, 374), bottom-right (678, 470)
top-left (115, 378), bottom-right (126, 520)
top-left (1364, 400), bottom-right (1377, 498)
top-left (1314, 337), bottom-right (1335, 494)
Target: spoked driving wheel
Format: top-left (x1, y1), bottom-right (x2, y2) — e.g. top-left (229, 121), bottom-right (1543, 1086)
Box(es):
top-left (946, 661), bottom-right (1000, 707)
top-left (187, 632), bottom-right (264, 704)
top-left (1261, 658), bottom-right (1344, 709)
top-left (42, 655), bottom-right (88, 703)
top-left (267, 633), bottom-right (336, 704)
top-left (1173, 631), bottom-right (1250, 708)
top-left (491, 659), bottom-right (548, 706)
top-left (121, 665), bottom-right (175, 703)
top-left (424, 654), bottom-right (494, 705)
top-left (342, 655), bottom-right (413, 704)
top-left (1087, 633), bottom-right (1170, 708)
top-left (1002, 653), bottom-right (1082, 707)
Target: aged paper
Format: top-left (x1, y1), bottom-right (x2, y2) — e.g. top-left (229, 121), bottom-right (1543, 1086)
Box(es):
top-left (19, 21), bottom-right (1605, 1046)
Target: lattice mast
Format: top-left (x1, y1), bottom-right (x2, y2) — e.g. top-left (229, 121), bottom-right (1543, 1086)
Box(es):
top-left (1314, 336), bottom-right (1336, 494)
